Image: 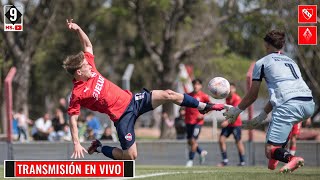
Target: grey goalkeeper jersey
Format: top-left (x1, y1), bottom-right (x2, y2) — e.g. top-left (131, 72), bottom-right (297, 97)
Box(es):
top-left (252, 52), bottom-right (313, 107)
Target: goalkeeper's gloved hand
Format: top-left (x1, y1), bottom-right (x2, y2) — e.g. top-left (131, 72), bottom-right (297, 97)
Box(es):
top-left (247, 111), bottom-right (268, 129)
top-left (223, 105), bottom-right (243, 124)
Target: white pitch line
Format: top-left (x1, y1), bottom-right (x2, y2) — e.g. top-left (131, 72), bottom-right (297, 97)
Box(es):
top-left (132, 170), bottom-right (214, 179)
top-left (130, 172), bottom-right (178, 179)
top-left (104, 172), bottom-right (176, 180)
top-left (106, 170), bottom-right (214, 180)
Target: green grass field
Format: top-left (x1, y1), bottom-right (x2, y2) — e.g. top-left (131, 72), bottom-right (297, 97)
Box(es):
top-left (1, 165), bottom-right (320, 180)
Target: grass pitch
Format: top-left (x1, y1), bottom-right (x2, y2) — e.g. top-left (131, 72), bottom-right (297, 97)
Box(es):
top-left (1, 165), bottom-right (320, 180)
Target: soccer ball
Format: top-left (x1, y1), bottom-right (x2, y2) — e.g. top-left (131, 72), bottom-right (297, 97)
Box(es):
top-left (208, 77), bottom-right (230, 99)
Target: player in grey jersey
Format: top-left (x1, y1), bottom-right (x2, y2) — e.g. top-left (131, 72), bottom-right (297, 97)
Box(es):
top-left (224, 30), bottom-right (315, 173)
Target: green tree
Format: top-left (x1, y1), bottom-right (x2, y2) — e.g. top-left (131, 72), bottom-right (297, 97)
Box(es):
top-left (0, 0), bottom-right (66, 116)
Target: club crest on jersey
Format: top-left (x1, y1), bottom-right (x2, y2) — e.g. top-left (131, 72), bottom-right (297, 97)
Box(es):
top-left (125, 133), bottom-right (132, 141)
top-left (135, 92), bottom-right (145, 101)
top-left (91, 72), bottom-right (97, 77)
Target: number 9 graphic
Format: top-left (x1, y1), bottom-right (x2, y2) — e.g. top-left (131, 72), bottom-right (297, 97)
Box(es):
top-left (9, 8), bottom-right (17, 21)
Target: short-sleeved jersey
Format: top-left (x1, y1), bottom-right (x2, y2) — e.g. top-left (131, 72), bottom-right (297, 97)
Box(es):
top-left (185, 91), bottom-right (210, 125)
top-left (252, 52), bottom-right (313, 107)
top-left (68, 52), bottom-right (132, 122)
top-left (226, 93), bottom-right (242, 127)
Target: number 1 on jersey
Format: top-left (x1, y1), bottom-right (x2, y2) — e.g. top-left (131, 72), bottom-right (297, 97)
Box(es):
top-left (285, 63), bottom-right (299, 79)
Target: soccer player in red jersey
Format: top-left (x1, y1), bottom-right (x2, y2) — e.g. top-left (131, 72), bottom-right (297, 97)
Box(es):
top-left (63, 19), bottom-right (225, 160)
top-left (185, 79), bottom-right (210, 167)
top-left (218, 83), bottom-right (245, 166)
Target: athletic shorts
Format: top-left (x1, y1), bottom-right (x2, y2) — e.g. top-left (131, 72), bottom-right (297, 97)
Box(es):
top-left (266, 97), bottom-right (314, 146)
top-left (114, 88), bottom-right (153, 150)
top-left (220, 126), bottom-right (242, 142)
top-left (186, 124), bottom-right (202, 139)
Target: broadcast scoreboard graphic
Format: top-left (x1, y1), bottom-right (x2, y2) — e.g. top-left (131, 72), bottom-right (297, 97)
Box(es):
top-left (4, 160), bottom-right (135, 178)
top-left (297, 5), bottom-right (317, 45)
top-left (3, 5), bottom-right (23, 31)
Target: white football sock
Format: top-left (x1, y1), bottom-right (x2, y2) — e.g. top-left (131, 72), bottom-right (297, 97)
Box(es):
top-left (97, 146), bottom-right (102, 153)
top-left (197, 102), bottom-right (207, 110)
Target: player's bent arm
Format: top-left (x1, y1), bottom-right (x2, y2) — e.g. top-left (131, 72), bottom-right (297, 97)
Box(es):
top-left (238, 81), bottom-right (261, 110)
top-left (67, 19), bottom-right (93, 54)
top-left (76, 27), bottom-right (93, 54)
top-left (263, 101), bottom-right (273, 114)
top-left (69, 115), bottom-right (80, 145)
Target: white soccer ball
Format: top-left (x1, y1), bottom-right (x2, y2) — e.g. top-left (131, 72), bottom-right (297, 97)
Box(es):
top-left (208, 77), bottom-right (230, 99)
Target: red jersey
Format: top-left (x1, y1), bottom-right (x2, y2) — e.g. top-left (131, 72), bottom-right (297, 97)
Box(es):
top-left (67, 52), bottom-right (132, 122)
top-left (226, 93), bottom-right (242, 127)
top-left (185, 91), bottom-right (210, 125)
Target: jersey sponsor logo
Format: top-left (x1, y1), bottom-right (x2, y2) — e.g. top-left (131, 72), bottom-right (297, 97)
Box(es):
top-left (84, 87), bottom-right (89, 93)
top-left (272, 57), bottom-right (291, 62)
top-left (125, 133), bottom-right (132, 141)
top-left (92, 75), bottom-right (105, 100)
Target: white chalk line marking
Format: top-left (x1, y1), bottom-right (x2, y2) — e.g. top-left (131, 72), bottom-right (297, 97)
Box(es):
top-left (105, 170), bottom-right (214, 180)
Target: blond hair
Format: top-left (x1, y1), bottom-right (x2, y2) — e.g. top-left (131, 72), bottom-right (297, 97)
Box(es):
top-left (63, 52), bottom-right (84, 75)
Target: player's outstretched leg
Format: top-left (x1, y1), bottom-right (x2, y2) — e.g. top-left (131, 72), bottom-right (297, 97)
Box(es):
top-left (151, 90), bottom-right (224, 113)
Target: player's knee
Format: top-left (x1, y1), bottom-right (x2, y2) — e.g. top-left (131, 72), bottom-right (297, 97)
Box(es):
top-left (265, 148), bottom-right (272, 159)
top-left (219, 136), bottom-right (225, 143)
top-left (127, 152), bottom-right (138, 160)
top-left (162, 89), bottom-right (177, 100)
top-left (187, 139), bottom-right (192, 145)
top-left (191, 140), bottom-right (197, 146)
top-left (129, 154), bottom-right (137, 160)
